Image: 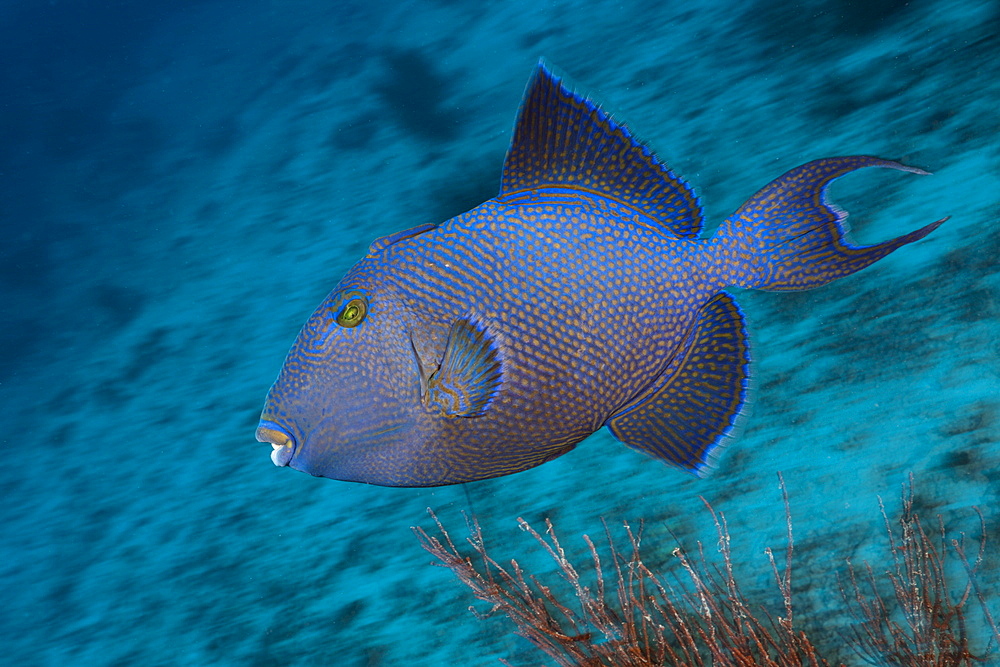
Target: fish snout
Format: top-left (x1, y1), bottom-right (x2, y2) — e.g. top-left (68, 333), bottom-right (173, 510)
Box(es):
top-left (256, 423), bottom-right (296, 467)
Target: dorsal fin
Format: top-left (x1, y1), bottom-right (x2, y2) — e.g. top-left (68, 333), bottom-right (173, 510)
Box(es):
top-left (500, 62), bottom-right (703, 239)
top-left (368, 223), bottom-right (437, 257)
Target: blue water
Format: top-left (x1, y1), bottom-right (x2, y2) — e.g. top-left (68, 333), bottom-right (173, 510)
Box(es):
top-left (3, 0), bottom-right (998, 664)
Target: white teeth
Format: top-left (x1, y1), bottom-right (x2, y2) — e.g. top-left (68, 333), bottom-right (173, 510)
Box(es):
top-left (270, 442), bottom-right (293, 467)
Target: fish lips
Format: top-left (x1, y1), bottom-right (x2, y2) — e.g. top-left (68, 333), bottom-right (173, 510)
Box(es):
top-left (256, 421), bottom-right (297, 467)
top-left (278, 410), bottom-right (419, 483)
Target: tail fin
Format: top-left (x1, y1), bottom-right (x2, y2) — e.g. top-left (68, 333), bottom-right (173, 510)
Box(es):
top-left (712, 156), bottom-right (947, 291)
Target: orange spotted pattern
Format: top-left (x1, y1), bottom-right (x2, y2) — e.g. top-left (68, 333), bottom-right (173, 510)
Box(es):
top-left (257, 63), bottom-right (944, 487)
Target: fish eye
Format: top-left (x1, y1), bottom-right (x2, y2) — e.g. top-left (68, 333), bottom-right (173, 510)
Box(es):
top-left (335, 296), bottom-right (368, 328)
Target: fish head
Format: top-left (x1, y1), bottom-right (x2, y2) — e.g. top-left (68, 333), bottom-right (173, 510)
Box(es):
top-left (256, 261), bottom-right (426, 485)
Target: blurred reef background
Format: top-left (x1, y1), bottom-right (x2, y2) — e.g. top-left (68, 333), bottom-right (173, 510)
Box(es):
top-left (1, 0), bottom-right (998, 665)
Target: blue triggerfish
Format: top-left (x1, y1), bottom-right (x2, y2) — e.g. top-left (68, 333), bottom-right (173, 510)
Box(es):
top-left (256, 62), bottom-right (945, 487)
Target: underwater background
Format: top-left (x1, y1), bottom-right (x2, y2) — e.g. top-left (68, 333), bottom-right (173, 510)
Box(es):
top-left (2, 0), bottom-right (998, 664)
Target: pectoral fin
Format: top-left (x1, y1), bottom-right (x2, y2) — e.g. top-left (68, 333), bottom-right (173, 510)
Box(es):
top-left (606, 292), bottom-right (751, 476)
top-left (425, 316), bottom-right (502, 418)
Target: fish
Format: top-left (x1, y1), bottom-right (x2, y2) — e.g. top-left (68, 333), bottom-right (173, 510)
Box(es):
top-left (255, 62), bottom-right (946, 487)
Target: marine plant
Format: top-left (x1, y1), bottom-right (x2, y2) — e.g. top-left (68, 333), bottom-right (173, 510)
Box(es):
top-left (413, 477), bottom-right (997, 666)
top-left (839, 480), bottom-right (998, 666)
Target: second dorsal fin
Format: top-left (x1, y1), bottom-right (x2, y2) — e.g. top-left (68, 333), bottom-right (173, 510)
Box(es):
top-left (500, 61), bottom-right (704, 239)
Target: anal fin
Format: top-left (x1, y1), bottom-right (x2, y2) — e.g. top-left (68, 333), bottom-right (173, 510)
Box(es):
top-left (606, 292), bottom-right (751, 476)
top-left (425, 316), bottom-right (503, 418)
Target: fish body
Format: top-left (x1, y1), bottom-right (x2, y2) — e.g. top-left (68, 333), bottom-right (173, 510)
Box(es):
top-left (256, 63), bottom-right (945, 487)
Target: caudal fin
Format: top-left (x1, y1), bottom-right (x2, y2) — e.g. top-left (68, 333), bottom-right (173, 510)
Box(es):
top-left (712, 156), bottom-right (947, 292)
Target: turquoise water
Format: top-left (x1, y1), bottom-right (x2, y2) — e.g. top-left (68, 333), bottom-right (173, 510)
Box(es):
top-left (2, 1), bottom-right (998, 664)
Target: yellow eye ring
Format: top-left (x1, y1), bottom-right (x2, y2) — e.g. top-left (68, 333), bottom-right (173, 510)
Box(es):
top-left (336, 297), bottom-right (368, 328)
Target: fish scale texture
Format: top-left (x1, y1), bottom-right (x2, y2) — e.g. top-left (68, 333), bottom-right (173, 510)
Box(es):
top-left (383, 193), bottom-right (713, 481)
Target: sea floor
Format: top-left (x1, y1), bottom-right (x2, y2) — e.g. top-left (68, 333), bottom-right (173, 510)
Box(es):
top-left (2, 0), bottom-right (998, 665)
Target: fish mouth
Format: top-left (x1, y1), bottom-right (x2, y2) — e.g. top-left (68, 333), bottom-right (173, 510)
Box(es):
top-left (256, 422), bottom-right (296, 467)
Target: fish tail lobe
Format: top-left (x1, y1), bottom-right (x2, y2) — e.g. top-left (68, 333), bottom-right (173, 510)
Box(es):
top-left (710, 156), bottom-right (946, 292)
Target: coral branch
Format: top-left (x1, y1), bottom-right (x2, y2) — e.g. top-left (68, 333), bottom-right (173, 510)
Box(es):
top-left (413, 475), bottom-right (996, 666)
top-left (839, 475), bottom-right (997, 666)
top-left (414, 476), bottom-right (831, 666)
